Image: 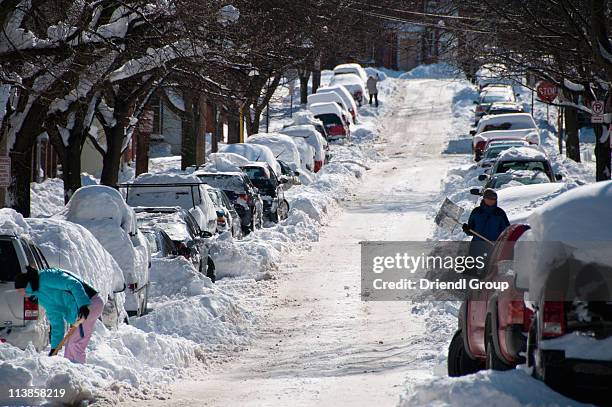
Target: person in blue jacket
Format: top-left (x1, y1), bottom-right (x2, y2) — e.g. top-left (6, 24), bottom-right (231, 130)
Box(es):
top-left (14, 266), bottom-right (105, 363)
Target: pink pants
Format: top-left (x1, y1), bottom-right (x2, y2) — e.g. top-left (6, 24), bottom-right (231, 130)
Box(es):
top-left (63, 294), bottom-right (105, 364)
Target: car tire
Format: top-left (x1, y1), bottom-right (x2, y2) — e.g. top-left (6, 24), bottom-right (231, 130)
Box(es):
top-left (448, 330), bottom-right (483, 377)
top-left (206, 256), bottom-right (216, 283)
top-left (485, 320), bottom-right (513, 371)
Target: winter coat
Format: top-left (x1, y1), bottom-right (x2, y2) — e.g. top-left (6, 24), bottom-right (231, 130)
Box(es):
top-left (25, 268), bottom-right (95, 348)
top-left (466, 201), bottom-right (510, 243)
top-left (367, 76), bottom-right (378, 94)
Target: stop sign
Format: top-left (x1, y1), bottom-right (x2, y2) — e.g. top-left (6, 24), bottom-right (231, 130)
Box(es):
top-left (536, 82), bottom-right (559, 103)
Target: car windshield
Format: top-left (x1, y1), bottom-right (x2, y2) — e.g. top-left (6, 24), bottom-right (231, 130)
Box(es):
top-left (315, 114), bottom-right (342, 126)
top-left (481, 93), bottom-right (513, 103)
top-left (497, 160), bottom-right (548, 174)
top-left (492, 171), bottom-right (551, 188)
top-left (243, 166), bottom-right (269, 180)
top-left (0, 240), bottom-right (20, 282)
top-left (484, 144), bottom-right (525, 159)
top-left (197, 174), bottom-right (245, 192)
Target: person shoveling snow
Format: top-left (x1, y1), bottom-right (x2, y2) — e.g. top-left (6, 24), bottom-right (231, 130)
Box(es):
top-left (14, 267), bottom-right (104, 363)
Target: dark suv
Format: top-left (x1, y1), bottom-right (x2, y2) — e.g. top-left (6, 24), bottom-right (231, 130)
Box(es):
top-left (195, 171), bottom-right (263, 235)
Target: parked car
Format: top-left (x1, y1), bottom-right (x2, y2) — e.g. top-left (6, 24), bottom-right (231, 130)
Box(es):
top-left (282, 124), bottom-right (329, 172)
top-left (0, 232), bottom-right (49, 350)
top-left (475, 64), bottom-right (513, 90)
top-left (140, 227), bottom-right (177, 258)
top-left (474, 170), bottom-right (551, 192)
top-left (482, 147), bottom-right (561, 183)
top-left (473, 129), bottom-right (540, 161)
top-left (218, 143), bottom-right (282, 177)
top-left (333, 63), bottom-right (369, 86)
top-left (62, 185), bottom-right (150, 317)
top-left (472, 113), bottom-right (538, 137)
top-left (307, 102), bottom-right (351, 142)
top-left (207, 187), bottom-right (242, 238)
top-left (330, 73), bottom-right (367, 106)
top-left (474, 87), bottom-right (517, 123)
top-left (479, 140), bottom-right (530, 168)
top-left (246, 133), bottom-right (303, 175)
top-left (449, 223), bottom-right (532, 376)
top-left (277, 159), bottom-right (301, 188)
top-left (485, 102), bottom-right (524, 116)
top-left (517, 182), bottom-right (612, 404)
top-left (194, 171), bottom-right (263, 235)
top-left (307, 92), bottom-right (354, 124)
top-left (283, 111), bottom-right (329, 141)
top-left (135, 207), bottom-right (215, 282)
top-left (122, 174), bottom-right (218, 236)
top-left (241, 163), bottom-right (289, 222)
top-left (316, 85), bottom-right (358, 123)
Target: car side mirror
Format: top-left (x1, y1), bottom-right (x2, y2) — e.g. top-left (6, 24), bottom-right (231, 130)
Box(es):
top-left (478, 174), bottom-right (488, 182)
top-left (555, 174), bottom-right (563, 181)
top-left (470, 188), bottom-right (482, 196)
top-left (469, 130), bottom-right (476, 136)
top-left (200, 230), bottom-right (213, 238)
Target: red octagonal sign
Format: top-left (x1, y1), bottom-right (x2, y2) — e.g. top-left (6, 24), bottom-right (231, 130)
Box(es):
top-left (536, 81), bottom-right (559, 103)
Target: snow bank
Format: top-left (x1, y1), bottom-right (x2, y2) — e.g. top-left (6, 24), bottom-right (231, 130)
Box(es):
top-left (497, 146), bottom-right (547, 161)
top-left (400, 63), bottom-right (463, 80)
top-left (30, 178), bottom-right (64, 218)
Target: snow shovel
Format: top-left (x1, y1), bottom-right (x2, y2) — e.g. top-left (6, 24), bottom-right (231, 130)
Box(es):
top-left (50, 318), bottom-right (84, 357)
top-left (435, 198), bottom-right (495, 246)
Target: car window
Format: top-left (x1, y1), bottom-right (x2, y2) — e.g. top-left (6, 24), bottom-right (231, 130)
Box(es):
top-left (243, 167), bottom-right (268, 180)
top-left (207, 190), bottom-right (220, 206)
top-left (498, 161), bottom-right (547, 173)
top-left (20, 239), bottom-right (37, 269)
top-left (30, 244), bottom-right (47, 269)
top-left (0, 240), bottom-right (21, 282)
top-left (184, 212), bottom-right (201, 237)
top-left (160, 231), bottom-right (176, 254)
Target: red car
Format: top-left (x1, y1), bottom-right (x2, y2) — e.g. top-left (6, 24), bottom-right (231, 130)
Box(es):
top-left (448, 223), bottom-right (532, 375)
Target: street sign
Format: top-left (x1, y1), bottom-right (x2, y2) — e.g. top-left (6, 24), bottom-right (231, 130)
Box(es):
top-left (536, 82), bottom-right (559, 103)
top-left (592, 100), bottom-right (605, 123)
top-left (0, 157), bottom-right (10, 188)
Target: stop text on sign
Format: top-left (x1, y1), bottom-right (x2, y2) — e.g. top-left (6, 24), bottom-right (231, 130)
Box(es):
top-left (536, 81), bottom-right (559, 103)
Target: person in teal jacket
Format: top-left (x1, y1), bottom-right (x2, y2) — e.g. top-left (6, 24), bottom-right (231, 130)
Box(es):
top-left (15, 266), bottom-right (105, 363)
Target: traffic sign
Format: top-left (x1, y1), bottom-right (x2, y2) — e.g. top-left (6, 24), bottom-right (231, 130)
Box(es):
top-left (536, 82), bottom-right (559, 103)
top-left (0, 157), bottom-right (10, 188)
top-left (592, 100), bottom-right (605, 123)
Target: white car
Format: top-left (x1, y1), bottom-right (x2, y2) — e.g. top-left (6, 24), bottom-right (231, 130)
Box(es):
top-left (307, 93), bottom-right (353, 124)
top-left (316, 85), bottom-right (358, 123)
top-left (246, 133), bottom-right (303, 171)
top-left (125, 173), bottom-right (218, 236)
top-left (308, 102), bottom-right (351, 141)
top-left (474, 87), bottom-right (517, 123)
top-left (281, 125), bottom-right (328, 173)
top-left (333, 63), bottom-right (368, 85)
top-left (60, 185), bottom-right (151, 317)
top-left (472, 113), bottom-right (538, 136)
top-left (219, 143), bottom-right (282, 177)
top-left (329, 73), bottom-right (367, 106)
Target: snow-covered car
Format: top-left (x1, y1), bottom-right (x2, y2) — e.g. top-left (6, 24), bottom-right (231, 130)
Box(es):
top-left (27, 217), bottom-right (127, 330)
top-left (478, 169), bottom-right (551, 191)
top-left (0, 213), bottom-right (49, 351)
top-left (473, 129), bottom-right (541, 161)
top-left (241, 162), bottom-right (289, 222)
top-left (485, 102), bottom-right (524, 116)
top-left (316, 85), bottom-right (358, 123)
top-left (333, 63), bottom-right (369, 86)
top-left (218, 143), bottom-right (282, 177)
top-left (513, 182), bottom-right (612, 404)
top-left (329, 73), bottom-right (367, 106)
top-left (484, 147), bottom-right (561, 183)
top-left (281, 124), bottom-right (329, 172)
top-left (123, 173), bottom-right (218, 236)
top-left (61, 185), bottom-right (150, 317)
top-left (246, 133), bottom-right (302, 172)
top-left (194, 171), bottom-right (263, 235)
top-left (307, 102), bottom-right (351, 142)
top-left (135, 207), bottom-right (215, 281)
top-left (474, 87), bottom-right (517, 123)
top-left (283, 111), bottom-right (329, 141)
top-left (139, 227), bottom-right (177, 258)
top-left (479, 139), bottom-right (529, 168)
top-left (475, 64), bottom-right (513, 90)
top-left (207, 187), bottom-right (242, 238)
top-left (472, 113), bottom-right (538, 136)
top-left (307, 92), bottom-right (353, 124)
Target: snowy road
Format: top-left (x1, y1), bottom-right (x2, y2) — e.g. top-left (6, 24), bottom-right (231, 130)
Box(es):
top-left (123, 78), bottom-right (465, 406)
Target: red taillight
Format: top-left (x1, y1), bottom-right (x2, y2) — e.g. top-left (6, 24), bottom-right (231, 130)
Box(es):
top-left (329, 124), bottom-right (346, 136)
top-left (542, 301), bottom-right (565, 338)
top-left (175, 242), bottom-right (191, 260)
top-left (355, 91), bottom-right (363, 98)
top-left (314, 161), bottom-right (322, 173)
top-left (0, 338), bottom-right (6, 343)
top-left (24, 297), bottom-right (38, 320)
top-left (239, 193), bottom-right (251, 204)
top-left (477, 105), bottom-right (486, 112)
top-left (475, 141), bottom-right (486, 152)
top-left (128, 283), bottom-right (138, 291)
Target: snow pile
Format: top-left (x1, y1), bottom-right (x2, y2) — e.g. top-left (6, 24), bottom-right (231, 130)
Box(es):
top-left (399, 63), bottom-right (463, 80)
top-left (365, 67), bottom-right (388, 81)
top-left (203, 152), bottom-right (251, 173)
top-left (219, 143), bottom-right (282, 176)
top-left (0, 208), bottom-right (30, 236)
top-left (30, 178), bottom-right (64, 218)
top-left (497, 146), bottom-right (547, 161)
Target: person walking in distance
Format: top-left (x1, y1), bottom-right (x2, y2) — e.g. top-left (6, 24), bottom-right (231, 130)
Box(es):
top-left (14, 267), bottom-right (105, 363)
top-left (367, 74), bottom-right (379, 107)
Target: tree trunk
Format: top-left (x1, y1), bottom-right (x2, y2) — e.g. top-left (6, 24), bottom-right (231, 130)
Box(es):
top-left (181, 90), bottom-right (197, 171)
top-left (299, 71), bottom-right (310, 105)
top-left (312, 70), bottom-right (321, 95)
top-left (7, 148), bottom-right (33, 216)
top-left (564, 106), bottom-right (580, 162)
top-left (61, 139), bottom-right (83, 203)
top-left (100, 123), bottom-right (124, 186)
top-left (594, 123), bottom-right (611, 181)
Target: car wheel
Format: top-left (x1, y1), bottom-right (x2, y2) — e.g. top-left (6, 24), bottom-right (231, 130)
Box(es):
top-left (206, 256), bottom-right (216, 283)
top-left (448, 330), bottom-right (483, 377)
top-left (485, 320), bottom-right (513, 371)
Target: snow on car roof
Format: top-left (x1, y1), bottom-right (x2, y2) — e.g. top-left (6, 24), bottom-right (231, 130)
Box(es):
top-left (476, 113), bottom-right (536, 133)
top-left (286, 111), bottom-right (323, 127)
top-left (246, 133), bottom-right (302, 167)
top-left (497, 182), bottom-right (567, 224)
top-left (0, 208), bottom-right (30, 236)
top-left (219, 143), bottom-right (281, 176)
top-left (136, 210), bottom-right (190, 242)
top-left (133, 172), bottom-right (202, 184)
top-left (330, 73), bottom-right (366, 88)
top-left (308, 102), bottom-right (344, 118)
top-left (307, 92), bottom-right (348, 111)
top-left (497, 146), bottom-right (548, 162)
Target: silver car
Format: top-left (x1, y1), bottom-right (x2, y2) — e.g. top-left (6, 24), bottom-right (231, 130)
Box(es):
top-left (0, 235), bottom-right (49, 350)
